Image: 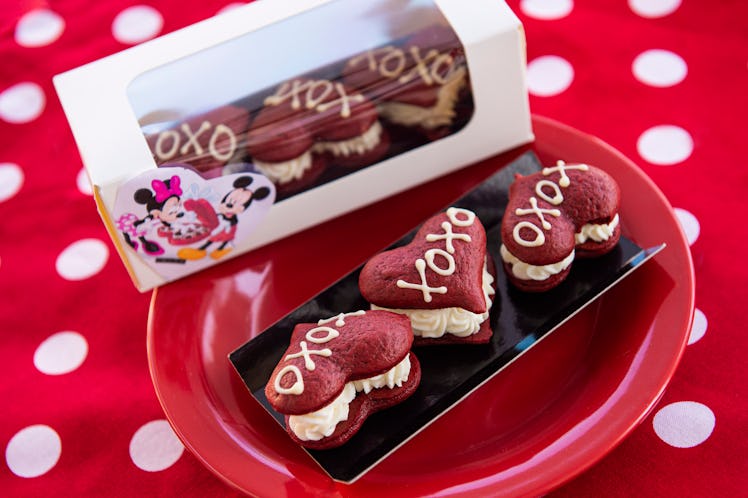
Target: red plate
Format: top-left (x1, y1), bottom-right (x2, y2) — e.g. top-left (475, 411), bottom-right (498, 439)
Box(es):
top-left (148, 116), bottom-right (694, 497)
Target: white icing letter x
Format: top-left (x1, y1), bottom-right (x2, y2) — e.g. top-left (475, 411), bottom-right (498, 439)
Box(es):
top-left (285, 341), bottom-right (332, 371)
top-left (180, 121), bottom-right (211, 156)
top-left (425, 221), bottom-right (471, 254)
top-left (515, 197), bottom-right (561, 230)
top-left (397, 258), bottom-right (448, 302)
top-left (542, 160), bottom-right (589, 187)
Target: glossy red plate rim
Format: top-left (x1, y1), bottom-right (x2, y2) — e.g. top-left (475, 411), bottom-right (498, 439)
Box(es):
top-left (148, 115), bottom-right (695, 497)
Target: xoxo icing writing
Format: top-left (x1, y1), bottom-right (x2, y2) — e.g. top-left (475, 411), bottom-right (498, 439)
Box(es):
top-left (511, 161), bottom-right (589, 248)
top-left (396, 207), bottom-right (475, 302)
top-left (264, 79), bottom-right (365, 118)
top-left (273, 311), bottom-right (365, 396)
top-left (348, 45), bottom-right (457, 86)
top-left (154, 120), bottom-right (238, 162)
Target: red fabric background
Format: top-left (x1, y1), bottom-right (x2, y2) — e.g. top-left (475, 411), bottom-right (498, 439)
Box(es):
top-left (1, 1), bottom-right (745, 496)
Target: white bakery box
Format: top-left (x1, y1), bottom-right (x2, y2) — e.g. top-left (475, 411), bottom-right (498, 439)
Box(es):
top-left (54, 0), bottom-right (533, 292)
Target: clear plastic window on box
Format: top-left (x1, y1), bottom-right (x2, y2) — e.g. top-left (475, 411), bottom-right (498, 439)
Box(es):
top-left (127, 0), bottom-right (475, 201)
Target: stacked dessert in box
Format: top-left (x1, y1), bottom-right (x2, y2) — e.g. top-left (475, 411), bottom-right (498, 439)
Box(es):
top-left (142, 25), bottom-right (474, 199)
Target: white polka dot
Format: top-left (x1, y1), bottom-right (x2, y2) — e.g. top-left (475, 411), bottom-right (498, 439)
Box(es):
top-left (129, 420), bottom-right (184, 472)
top-left (653, 401), bottom-right (715, 448)
top-left (34, 331), bottom-right (88, 375)
top-left (216, 3), bottom-right (247, 15)
top-left (15, 9), bottom-right (65, 47)
top-left (633, 49), bottom-right (687, 87)
top-left (674, 207), bottom-right (700, 246)
top-left (0, 163), bottom-right (24, 202)
top-left (637, 125), bottom-right (693, 165)
top-left (0, 82), bottom-right (45, 124)
top-left (629, 0), bottom-right (681, 18)
top-left (526, 55), bottom-right (574, 97)
top-left (76, 168), bottom-right (93, 196)
top-left (5, 425), bottom-right (61, 478)
top-left (520, 0), bottom-right (573, 20)
top-left (688, 308), bottom-right (707, 345)
top-left (55, 239), bottom-right (109, 281)
top-left (112, 6), bottom-right (164, 45)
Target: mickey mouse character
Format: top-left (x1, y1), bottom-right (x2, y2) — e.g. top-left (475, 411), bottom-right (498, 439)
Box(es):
top-left (177, 176), bottom-right (271, 261)
top-left (116, 175), bottom-right (183, 256)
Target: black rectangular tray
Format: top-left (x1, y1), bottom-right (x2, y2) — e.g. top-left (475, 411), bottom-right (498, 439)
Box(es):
top-left (230, 152), bottom-right (662, 483)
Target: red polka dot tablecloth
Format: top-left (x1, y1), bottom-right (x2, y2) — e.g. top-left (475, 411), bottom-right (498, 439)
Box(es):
top-left (1, 1), bottom-right (746, 496)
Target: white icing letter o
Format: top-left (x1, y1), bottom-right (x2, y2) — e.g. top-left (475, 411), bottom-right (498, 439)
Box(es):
top-left (305, 326), bottom-right (339, 344)
top-left (425, 248), bottom-right (456, 276)
top-left (380, 48), bottom-right (406, 78)
top-left (155, 130), bottom-right (179, 160)
top-left (513, 221), bottom-right (545, 247)
top-left (446, 207), bottom-right (475, 227)
top-left (208, 124), bottom-right (237, 161)
top-left (274, 365), bottom-right (304, 395)
top-left (305, 80), bottom-right (333, 109)
top-left (535, 180), bottom-right (564, 205)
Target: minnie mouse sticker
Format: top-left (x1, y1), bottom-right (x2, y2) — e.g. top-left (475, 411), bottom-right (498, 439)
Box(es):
top-left (114, 165), bottom-right (275, 280)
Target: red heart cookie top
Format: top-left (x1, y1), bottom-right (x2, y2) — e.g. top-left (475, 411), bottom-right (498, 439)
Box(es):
top-left (359, 207), bottom-right (488, 314)
top-left (265, 310), bottom-right (413, 415)
top-left (246, 77), bottom-right (378, 163)
top-left (501, 162), bottom-right (621, 266)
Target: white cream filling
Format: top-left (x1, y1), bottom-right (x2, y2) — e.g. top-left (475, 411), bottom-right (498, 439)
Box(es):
top-left (253, 150), bottom-right (312, 185)
top-left (288, 383), bottom-right (355, 442)
top-left (500, 244), bottom-right (575, 281)
top-left (312, 121), bottom-right (383, 157)
top-left (378, 66), bottom-right (467, 129)
top-left (352, 353), bottom-right (411, 394)
top-left (575, 213), bottom-right (619, 244)
top-left (372, 262), bottom-right (495, 338)
top-left (287, 355), bottom-right (411, 441)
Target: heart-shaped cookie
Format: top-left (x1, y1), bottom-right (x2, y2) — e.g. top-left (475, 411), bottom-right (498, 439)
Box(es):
top-left (359, 207), bottom-right (496, 344)
top-left (246, 77), bottom-right (389, 194)
top-left (500, 161), bottom-right (621, 292)
top-left (265, 310), bottom-right (420, 449)
top-left (113, 165), bottom-right (275, 282)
